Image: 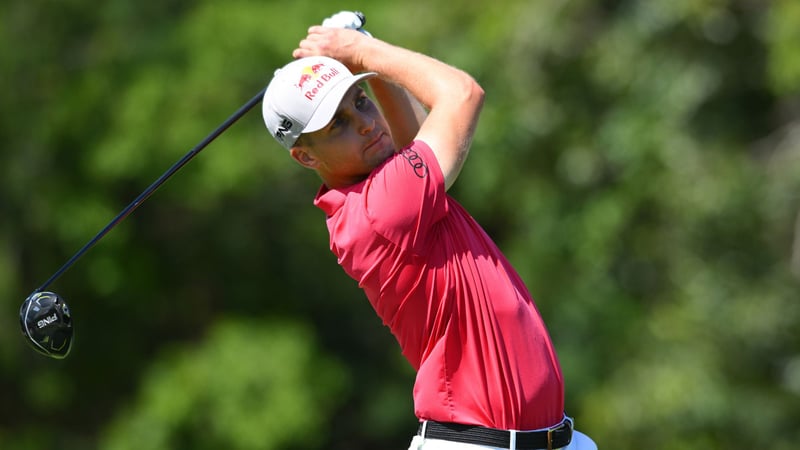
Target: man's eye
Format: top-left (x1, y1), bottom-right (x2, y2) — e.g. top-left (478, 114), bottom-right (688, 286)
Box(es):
top-left (356, 96), bottom-right (368, 109)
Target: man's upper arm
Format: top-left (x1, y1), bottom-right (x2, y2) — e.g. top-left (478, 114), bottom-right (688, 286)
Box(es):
top-left (414, 75), bottom-right (484, 191)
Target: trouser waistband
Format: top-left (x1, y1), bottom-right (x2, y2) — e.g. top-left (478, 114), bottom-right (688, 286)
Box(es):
top-left (417, 416), bottom-right (573, 450)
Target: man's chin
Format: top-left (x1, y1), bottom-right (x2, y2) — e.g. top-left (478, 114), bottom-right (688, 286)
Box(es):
top-left (366, 136), bottom-right (394, 160)
top-left (380, 144), bottom-right (399, 162)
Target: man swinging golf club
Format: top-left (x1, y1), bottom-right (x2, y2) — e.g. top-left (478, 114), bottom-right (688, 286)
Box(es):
top-left (262, 11), bottom-right (597, 450)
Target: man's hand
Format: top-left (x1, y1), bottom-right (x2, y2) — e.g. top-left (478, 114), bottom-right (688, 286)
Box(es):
top-left (293, 27), bottom-right (369, 73)
top-left (294, 11), bottom-right (372, 72)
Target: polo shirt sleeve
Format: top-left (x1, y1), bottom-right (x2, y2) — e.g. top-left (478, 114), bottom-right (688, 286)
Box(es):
top-left (364, 140), bottom-right (448, 252)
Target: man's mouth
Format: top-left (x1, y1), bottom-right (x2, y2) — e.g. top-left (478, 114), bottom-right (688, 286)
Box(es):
top-left (364, 132), bottom-right (385, 152)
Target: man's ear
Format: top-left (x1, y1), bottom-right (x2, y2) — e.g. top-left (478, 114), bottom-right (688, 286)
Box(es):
top-left (290, 147), bottom-right (318, 169)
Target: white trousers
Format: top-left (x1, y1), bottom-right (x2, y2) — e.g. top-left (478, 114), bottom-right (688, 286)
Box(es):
top-left (407, 429), bottom-right (597, 450)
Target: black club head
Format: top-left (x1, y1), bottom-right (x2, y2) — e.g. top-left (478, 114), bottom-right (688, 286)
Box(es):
top-left (20, 291), bottom-right (74, 359)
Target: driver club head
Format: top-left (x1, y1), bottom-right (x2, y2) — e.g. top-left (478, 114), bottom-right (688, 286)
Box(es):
top-left (20, 291), bottom-right (74, 359)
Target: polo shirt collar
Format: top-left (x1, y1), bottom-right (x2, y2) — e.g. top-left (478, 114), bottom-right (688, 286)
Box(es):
top-left (313, 183), bottom-right (360, 215)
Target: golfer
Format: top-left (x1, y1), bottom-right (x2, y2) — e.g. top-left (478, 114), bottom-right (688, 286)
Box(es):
top-left (261, 15), bottom-right (597, 450)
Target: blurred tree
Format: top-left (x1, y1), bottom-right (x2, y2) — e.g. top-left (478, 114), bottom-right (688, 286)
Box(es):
top-left (100, 319), bottom-right (347, 450)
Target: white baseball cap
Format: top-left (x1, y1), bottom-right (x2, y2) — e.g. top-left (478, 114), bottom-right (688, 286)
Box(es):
top-left (262, 56), bottom-right (376, 149)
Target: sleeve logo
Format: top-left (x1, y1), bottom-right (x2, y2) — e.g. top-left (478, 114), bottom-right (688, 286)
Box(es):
top-left (401, 148), bottom-right (428, 179)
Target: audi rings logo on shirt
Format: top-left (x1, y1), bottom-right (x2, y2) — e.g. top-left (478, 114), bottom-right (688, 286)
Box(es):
top-left (401, 148), bottom-right (428, 178)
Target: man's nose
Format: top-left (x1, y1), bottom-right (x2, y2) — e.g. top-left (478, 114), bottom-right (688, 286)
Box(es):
top-left (357, 113), bottom-right (375, 135)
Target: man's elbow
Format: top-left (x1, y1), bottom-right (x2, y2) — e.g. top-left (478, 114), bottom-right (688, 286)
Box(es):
top-left (462, 77), bottom-right (485, 112)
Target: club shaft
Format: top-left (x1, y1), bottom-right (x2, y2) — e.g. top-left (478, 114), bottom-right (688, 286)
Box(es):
top-left (35, 88), bottom-right (267, 293)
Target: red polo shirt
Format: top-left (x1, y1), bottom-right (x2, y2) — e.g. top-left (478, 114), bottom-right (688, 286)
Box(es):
top-left (314, 141), bottom-right (564, 430)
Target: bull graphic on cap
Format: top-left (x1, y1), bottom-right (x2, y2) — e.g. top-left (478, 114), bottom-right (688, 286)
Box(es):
top-left (295, 63), bottom-right (327, 90)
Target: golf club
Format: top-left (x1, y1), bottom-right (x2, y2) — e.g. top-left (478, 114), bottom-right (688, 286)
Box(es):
top-left (20, 87), bottom-right (267, 359)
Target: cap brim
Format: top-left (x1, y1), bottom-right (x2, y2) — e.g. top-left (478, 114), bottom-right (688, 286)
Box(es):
top-left (303, 72), bottom-right (377, 133)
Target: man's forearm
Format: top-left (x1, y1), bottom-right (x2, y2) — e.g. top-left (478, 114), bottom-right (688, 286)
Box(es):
top-left (368, 78), bottom-right (426, 150)
top-left (355, 38), bottom-right (484, 189)
top-left (293, 27), bottom-right (484, 189)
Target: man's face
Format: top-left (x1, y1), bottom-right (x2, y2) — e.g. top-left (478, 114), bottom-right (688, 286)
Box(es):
top-left (290, 84), bottom-right (394, 188)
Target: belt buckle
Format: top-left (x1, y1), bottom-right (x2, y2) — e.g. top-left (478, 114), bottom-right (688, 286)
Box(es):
top-left (548, 416), bottom-right (573, 450)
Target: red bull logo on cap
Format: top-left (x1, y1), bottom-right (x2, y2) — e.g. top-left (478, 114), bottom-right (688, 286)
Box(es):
top-left (294, 63), bottom-right (342, 101)
top-left (295, 63), bottom-right (326, 89)
top-left (296, 73), bottom-right (312, 90)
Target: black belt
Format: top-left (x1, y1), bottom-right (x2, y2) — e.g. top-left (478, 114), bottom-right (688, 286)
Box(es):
top-left (418, 417), bottom-right (573, 450)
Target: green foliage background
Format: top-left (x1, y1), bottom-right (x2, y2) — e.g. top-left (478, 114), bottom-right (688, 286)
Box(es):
top-left (2, 0), bottom-right (799, 449)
